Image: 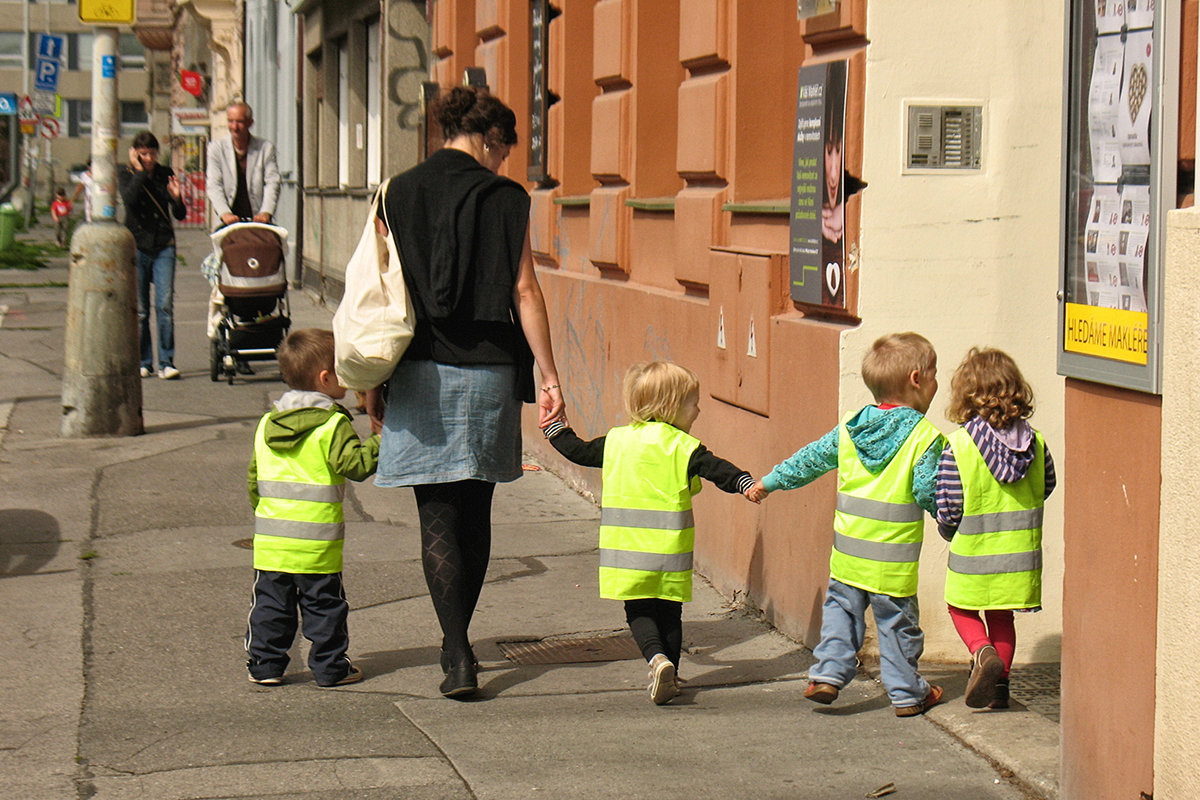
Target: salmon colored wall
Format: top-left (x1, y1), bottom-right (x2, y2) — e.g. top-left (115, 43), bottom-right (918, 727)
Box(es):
top-left (1061, 379), bottom-right (1159, 800)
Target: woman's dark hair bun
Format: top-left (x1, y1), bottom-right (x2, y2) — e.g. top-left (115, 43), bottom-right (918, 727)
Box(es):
top-left (432, 85), bottom-right (518, 147)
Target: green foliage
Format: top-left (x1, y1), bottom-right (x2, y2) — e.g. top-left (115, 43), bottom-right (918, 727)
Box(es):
top-left (0, 241), bottom-right (51, 270)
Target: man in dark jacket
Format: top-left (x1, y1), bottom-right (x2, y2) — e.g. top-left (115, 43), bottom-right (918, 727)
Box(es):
top-left (118, 131), bottom-right (187, 379)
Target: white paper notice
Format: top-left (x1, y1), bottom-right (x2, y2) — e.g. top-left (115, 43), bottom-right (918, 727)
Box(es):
top-left (1117, 31), bottom-right (1153, 167)
top-left (1125, 0), bottom-right (1155, 30)
top-left (1095, 0), bottom-right (1125, 34)
top-left (1088, 36), bottom-right (1124, 182)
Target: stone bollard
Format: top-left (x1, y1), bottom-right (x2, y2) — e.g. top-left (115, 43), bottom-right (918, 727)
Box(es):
top-left (61, 222), bottom-right (144, 437)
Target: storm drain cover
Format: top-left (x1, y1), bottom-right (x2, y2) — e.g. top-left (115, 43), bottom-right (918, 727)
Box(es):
top-left (1009, 662), bottom-right (1060, 724)
top-left (498, 633), bottom-right (642, 665)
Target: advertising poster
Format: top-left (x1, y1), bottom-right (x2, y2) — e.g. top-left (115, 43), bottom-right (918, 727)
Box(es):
top-left (789, 60), bottom-right (847, 309)
top-left (1063, 0), bottom-right (1156, 367)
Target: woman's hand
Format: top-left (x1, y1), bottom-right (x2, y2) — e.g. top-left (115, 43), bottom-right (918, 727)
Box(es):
top-left (538, 383), bottom-right (564, 428)
top-left (364, 387), bottom-right (386, 431)
top-left (166, 175), bottom-right (182, 200)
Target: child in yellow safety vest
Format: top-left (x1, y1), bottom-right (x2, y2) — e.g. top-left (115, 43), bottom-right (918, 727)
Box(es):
top-left (748, 332), bottom-right (946, 717)
top-left (245, 328), bottom-right (380, 687)
top-left (542, 361), bottom-right (760, 705)
top-left (934, 347), bottom-right (1056, 710)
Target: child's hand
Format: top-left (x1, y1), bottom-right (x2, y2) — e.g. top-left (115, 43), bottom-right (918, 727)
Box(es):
top-left (540, 411), bottom-right (567, 431)
top-left (744, 481), bottom-right (769, 503)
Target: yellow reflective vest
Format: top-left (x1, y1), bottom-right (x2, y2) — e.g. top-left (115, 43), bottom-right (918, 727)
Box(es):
top-left (252, 414), bottom-right (347, 573)
top-left (830, 412), bottom-right (942, 597)
top-left (944, 427), bottom-right (1045, 610)
top-left (599, 422), bottom-right (702, 602)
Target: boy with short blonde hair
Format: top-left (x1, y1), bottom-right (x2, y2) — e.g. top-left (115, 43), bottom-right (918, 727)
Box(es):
top-left (750, 332), bottom-right (946, 716)
top-left (245, 328), bottom-right (380, 687)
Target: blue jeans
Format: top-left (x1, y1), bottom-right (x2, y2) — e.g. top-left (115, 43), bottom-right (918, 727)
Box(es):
top-left (809, 578), bottom-right (930, 707)
top-left (136, 246), bottom-right (176, 369)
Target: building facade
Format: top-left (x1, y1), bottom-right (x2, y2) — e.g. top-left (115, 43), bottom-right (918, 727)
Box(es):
top-left (0, 0), bottom-right (151, 205)
top-left (419, 1), bottom-right (1197, 798)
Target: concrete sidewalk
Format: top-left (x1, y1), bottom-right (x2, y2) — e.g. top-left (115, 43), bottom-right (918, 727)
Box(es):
top-left (0, 224), bottom-right (1057, 799)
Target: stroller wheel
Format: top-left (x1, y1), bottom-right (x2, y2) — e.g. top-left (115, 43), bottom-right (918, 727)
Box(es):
top-left (209, 339), bottom-right (221, 382)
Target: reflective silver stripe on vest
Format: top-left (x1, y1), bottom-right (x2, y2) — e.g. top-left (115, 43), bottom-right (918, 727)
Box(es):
top-left (258, 479), bottom-right (345, 503)
top-left (833, 532), bottom-right (923, 563)
top-left (836, 493), bottom-right (923, 523)
top-left (599, 548), bottom-right (693, 573)
top-left (948, 550), bottom-right (1042, 575)
top-left (255, 517), bottom-right (345, 541)
top-left (600, 507), bottom-right (695, 530)
top-left (957, 508), bottom-right (1044, 535)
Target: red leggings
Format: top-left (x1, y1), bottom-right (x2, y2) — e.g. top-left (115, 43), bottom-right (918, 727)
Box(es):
top-left (947, 605), bottom-right (1015, 678)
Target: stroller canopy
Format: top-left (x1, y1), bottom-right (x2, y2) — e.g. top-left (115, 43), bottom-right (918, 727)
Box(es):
top-left (211, 222), bottom-right (289, 298)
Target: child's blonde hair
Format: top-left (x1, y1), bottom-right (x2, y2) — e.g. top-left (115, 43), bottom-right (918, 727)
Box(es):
top-left (947, 347), bottom-right (1034, 429)
top-left (861, 332), bottom-right (937, 402)
top-left (276, 328), bottom-right (335, 392)
top-left (623, 361), bottom-right (699, 427)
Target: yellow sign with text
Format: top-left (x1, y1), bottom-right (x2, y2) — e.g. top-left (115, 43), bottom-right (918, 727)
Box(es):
top-left (1063, 303), bottom-right (1148, 365)
top-left (79, 0), bottom-right (136, 25)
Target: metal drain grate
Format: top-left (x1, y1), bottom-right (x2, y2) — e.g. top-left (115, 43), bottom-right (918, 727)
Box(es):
top-left (498, 634), bottom-right (642, 665)
top-left (1009, 662), bottom-right (1060, 724)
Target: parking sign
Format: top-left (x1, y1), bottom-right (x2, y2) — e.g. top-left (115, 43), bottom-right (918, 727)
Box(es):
top-left (34, 57), bottom-right (60, 93)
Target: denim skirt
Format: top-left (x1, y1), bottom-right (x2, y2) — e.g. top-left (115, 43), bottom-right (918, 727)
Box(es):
top-left (375, 360), bottom-right (523, 487)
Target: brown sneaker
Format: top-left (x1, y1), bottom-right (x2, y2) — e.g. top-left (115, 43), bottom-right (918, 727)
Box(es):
top-left (988, 678), bottom-right (1010, 710)
top-left (804, 681), bottom-right (839, 705)
top-left (964, 645), bottom-right (1004, 708)
top-left (895, 684), bottom-right (944, 717)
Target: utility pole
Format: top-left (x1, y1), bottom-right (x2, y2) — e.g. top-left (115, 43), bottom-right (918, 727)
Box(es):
top-left (61, 23), bottom-right (142, 437)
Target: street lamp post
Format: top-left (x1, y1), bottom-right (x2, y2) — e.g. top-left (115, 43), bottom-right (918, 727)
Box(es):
top-left (61, 26), bottom-right (142, 437)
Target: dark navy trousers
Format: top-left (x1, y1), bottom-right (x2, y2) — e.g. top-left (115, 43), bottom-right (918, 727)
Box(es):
top-left (245, 570), bottom-right (353, 685)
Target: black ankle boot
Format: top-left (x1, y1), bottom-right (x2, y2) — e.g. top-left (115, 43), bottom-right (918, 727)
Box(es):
top-left (439, 659), bottom-right (478, 698)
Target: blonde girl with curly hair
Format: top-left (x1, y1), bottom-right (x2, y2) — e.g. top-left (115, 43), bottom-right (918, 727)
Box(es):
top-left (935, 348), bottom-right (1057, 710)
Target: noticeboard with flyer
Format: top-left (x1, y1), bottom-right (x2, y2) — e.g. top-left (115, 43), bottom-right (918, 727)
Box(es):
top-left (789, 60), bottom-right (848, 310)
top-left (1059, 0), bottom-right (1176, 393)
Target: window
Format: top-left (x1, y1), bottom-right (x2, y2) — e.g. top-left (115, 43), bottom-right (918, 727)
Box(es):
top-left (337, 38), bottom-right (350, 187)
top-left (69, 33), bottom-right (94, 71)
top-left (67, 98), bottom-right (92, 138)
top-left (0, 32), bottom-right (23, 69)
top-left (366, 18), bottom-right (381, 186)
top-left (120, 100), bottom-right (148, 133)
top-left (119, 33), bottom-right (145, 69)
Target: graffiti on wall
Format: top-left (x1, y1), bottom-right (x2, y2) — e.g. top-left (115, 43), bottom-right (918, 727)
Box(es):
top-left (386, 1), bottom-right (430, 133)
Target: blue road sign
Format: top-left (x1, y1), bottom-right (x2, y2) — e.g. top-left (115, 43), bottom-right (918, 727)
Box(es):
top-left (0, 93), bottom-right (17, 115)
top-left (37, 33), bottom-right (65, 61)
top-left (34, 56), bottom-right (60, 93)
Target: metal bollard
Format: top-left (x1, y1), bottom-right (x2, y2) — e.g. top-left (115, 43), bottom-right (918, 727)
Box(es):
top-left (61, 222), bottom-right (144, 437)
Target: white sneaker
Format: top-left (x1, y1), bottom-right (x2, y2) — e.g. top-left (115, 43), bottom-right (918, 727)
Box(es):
top-left (158, 365), bottom-right (181, 380)
top-left (139, 366), bottom-right (151, 378)
top-left (647, 654), bottom-right (678, 705)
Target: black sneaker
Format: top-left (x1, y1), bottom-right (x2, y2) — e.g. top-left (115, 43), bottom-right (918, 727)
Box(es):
top-left (248, 672), bottom-right (283, 686)
top-left (318, 664), bottom-right (363, 688)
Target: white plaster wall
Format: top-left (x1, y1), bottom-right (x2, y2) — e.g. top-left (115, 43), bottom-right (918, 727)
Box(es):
top-left (1156, 207), bottom-right (1200, 798)
top-left (849, 2), bottom-right (1067, 663)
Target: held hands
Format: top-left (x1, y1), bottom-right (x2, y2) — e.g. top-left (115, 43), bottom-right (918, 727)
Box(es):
top-left (221, 213), bottom-right (240, 226)
top-left (538, 383), bottom-right (564, 428)
top-left (252, 212), bottom-right (273, 223)
top-left (743, 480), bottom-right (769, 504)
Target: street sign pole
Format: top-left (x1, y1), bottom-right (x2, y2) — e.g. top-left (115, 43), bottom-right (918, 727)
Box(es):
top-left (62, 26), bottom-right (142, 437)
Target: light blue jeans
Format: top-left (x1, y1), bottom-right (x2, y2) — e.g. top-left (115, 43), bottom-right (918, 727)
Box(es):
top-left (136, 246), bottom-right (176, 370)
top-left (808, 577), bottom-right (931, 707)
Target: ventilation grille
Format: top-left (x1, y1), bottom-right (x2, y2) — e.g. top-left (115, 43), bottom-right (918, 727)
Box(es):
top-left (906, 104), bottom-right (983, 170)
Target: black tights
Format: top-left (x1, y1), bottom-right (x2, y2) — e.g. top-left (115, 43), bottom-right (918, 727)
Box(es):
top-left (413, 480), bottom-right (495, 665)
top-left (625, 598), bottom-right (683, 668)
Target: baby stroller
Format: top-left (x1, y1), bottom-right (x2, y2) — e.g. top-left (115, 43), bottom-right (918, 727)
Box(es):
top-left (206, 222), bottom-right (290, 384)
